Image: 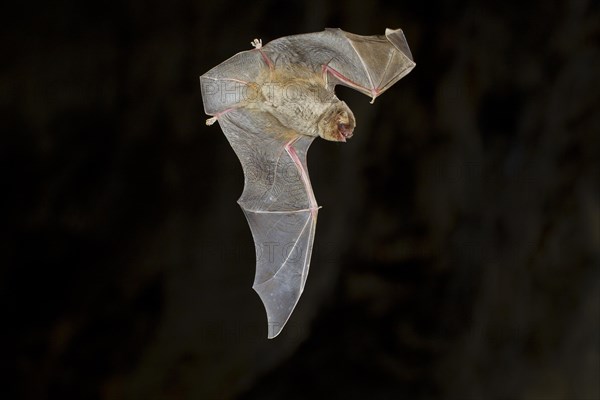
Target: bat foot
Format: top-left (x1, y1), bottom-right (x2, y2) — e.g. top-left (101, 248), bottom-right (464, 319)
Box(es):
top-left (206, 108), bottom-right (236, 126)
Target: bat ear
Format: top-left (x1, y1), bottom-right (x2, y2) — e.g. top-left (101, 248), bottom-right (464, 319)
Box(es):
top-left (385, 28), bottom-right (414, 62)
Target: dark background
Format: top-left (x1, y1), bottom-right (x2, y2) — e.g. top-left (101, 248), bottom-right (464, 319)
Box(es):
top-left (2, 0), bottom-right (599, 399)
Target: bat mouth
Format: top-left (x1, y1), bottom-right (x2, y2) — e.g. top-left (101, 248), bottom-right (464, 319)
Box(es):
top-left (318, 101), bottom-right (356, 142)
top-left (337, 122), bottom-right (354, 142)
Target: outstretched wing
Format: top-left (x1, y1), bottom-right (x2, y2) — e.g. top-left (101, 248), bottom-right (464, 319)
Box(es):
top-left (217, 107), bottom-right (318, 338)
top-left (262, 28), bottom-right (415, 102)
top-left (200, 44), bottom-right (268, 116)
top-left (200, 28), bottom-right (415, 338)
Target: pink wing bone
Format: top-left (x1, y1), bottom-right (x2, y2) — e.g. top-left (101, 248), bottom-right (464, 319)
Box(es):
top-left (250, 38), bottom-right (274, 70)
top-left (321, 64), bottom-right (381, 103)
top-left (318, 28), bottom-right (415, 104)
top-left (201, 40), bottom-right (274, 125)
top-left (204, 106), bottom-right (235, 126)
top-left (203, 75), bottom-right (253, 126)
top-left (284, 138), bottom-right (319, 219)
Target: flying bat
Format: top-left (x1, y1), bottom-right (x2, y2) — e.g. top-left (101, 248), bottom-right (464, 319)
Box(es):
top-left (200, 28), bottom-right (415, 338)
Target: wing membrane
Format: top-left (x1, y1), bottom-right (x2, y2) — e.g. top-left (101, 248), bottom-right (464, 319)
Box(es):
top-left (263, 28), bottom-right (415, 100)
top-left (217, 108), bottom-right (317, 338)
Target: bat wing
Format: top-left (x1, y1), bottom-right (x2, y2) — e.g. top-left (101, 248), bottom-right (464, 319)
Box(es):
top-left (200, 28), bottom-right (415, 338)
top-left (262, 28), bottom-right (415, 102)
top-left (217, 107), bottom-right (318, 338)
top-left (200, 45), bottom-right (268, 116)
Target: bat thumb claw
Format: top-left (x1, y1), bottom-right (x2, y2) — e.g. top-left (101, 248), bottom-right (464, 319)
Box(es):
top-left (206, 116), bottom-right (218, 126)
top-left (250, 38), bottom-right (263, 49)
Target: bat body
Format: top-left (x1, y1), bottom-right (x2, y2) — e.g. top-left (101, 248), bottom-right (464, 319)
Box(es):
top-left (200, 28), bottom-right (415, 338)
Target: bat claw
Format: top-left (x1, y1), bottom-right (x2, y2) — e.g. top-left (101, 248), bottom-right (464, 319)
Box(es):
top-left (250, 38), bottom-right (262, 49)
top-left (206, 116), bottom-right (217, 126)
top-left (251, 38), bottom-right (274, 69)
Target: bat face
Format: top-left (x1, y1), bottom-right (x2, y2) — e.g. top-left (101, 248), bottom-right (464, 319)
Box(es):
top-left (317, 101), bottom-right (355, 142)
top-left (200, 28), bottom-right (415, 338)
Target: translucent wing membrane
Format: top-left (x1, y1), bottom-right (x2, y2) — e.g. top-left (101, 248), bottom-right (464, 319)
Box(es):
top-left (199, 28), bottom-right (414, 338)
top-left (218, 108), bottom-right (317, 338)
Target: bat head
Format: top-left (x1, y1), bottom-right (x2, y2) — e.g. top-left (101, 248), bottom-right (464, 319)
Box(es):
top-left (317, 101), bottom-right (355, 142)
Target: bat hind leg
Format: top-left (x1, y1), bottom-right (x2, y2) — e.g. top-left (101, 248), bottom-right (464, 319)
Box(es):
top-left (205, 107), bottom-right (235, 126)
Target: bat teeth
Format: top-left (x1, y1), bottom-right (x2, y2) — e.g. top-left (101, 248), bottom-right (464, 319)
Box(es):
top-left (337, 123), bottom-right (353, 140)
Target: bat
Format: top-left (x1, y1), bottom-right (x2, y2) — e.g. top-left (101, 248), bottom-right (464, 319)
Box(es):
top-left (200, 28), bottom-right (415, 338)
